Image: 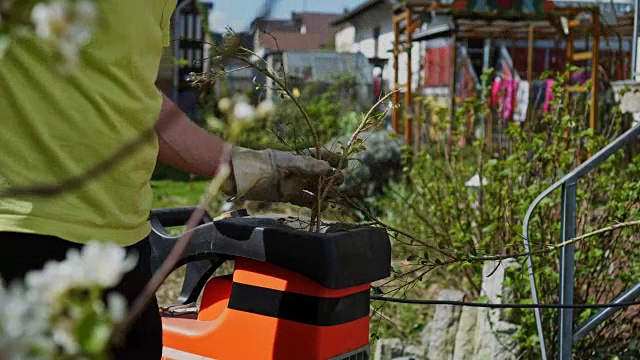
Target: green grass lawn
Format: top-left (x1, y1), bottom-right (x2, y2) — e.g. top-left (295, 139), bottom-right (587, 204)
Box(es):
top-left (151, 180), bottom-right (219, 209)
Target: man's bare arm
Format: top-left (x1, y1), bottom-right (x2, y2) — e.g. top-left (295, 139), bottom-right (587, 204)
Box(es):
top-left (154, 90), bottom-right (343, 207)
top-left (155, 91), bottom-right (232, 183)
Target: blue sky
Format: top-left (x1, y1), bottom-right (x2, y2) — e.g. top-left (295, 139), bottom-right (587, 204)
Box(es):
top-left (209, 0), bottom-right (362, 32)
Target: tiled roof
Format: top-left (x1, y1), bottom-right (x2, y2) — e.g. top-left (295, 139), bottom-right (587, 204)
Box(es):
top-left (330, 0), bottom-right (386, 26)
top-left (293, 12), bottom-right (341, 33)
top-left (258, 32), bottom-right (329, 52)
top-left (256, 12), bottom-right (341, 52)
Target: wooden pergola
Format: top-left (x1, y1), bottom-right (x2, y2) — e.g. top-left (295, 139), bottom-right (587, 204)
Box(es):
top-left (391, 0), bottom-right (635, 146)
top-left (392, 1), bottom-right (444, 144)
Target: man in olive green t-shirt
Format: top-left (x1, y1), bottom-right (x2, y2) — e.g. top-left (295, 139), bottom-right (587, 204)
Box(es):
top-left (0, 1), bottom-right (340, 358)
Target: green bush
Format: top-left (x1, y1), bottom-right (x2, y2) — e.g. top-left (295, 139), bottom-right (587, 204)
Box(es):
top-left (211, 74), bottom-right (365, 151)
top-left (371, 71), bottom-right (640, 359)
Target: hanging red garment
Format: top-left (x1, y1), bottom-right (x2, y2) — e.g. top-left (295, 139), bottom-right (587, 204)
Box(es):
top-left (373, 75), bottom-right (382, 100)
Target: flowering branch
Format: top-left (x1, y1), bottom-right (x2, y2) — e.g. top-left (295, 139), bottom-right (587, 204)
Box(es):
top-left (0, 242), bottom-right (136, 359)
top-left (1, 0), bottom-right (98, 70)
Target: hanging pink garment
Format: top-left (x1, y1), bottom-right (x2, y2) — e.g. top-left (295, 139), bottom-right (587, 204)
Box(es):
top-left (501, 79), bottom-right (518, 119)
top-left (490, 78), bottom-right (502, 109)
top-left (543, 79), bottom-right (554, 113)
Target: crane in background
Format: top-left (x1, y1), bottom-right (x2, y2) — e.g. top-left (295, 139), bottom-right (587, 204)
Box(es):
top-left (252, 0), bottom-right (281, 29)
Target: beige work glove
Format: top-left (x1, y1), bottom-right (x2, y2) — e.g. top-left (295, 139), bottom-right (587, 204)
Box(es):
top-left (222, 146), bottom-right (344, 207)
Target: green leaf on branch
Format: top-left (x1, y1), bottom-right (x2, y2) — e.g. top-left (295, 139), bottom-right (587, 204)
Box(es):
top-left (75, 309), bottom-right (111, 356)
top-left (423, 251), bottom-right (430, 262)
top-left (0, 32), bottom-right (10, 59)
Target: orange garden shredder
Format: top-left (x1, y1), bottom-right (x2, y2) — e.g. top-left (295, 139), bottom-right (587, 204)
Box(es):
top-left (149, 207), bottom-right (391, 360)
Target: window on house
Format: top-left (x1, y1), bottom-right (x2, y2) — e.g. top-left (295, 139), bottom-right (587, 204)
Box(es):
top-left (195, 15), bottom-right (202, 41)
top-left (467, 39), bottom-right (484, 78)
top-left (186, 13), bottom-right (193, 41)
top-left (373, 26), bottom-right (381, 57)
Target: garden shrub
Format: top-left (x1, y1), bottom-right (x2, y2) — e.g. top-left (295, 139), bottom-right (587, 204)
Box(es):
top-left (371, 71), bottom-right (640, 359)
top-left (204, 73), bottom-right (366, 151)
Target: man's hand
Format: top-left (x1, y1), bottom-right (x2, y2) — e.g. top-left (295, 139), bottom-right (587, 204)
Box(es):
top-left (223, 147), bottom-right (344, 207)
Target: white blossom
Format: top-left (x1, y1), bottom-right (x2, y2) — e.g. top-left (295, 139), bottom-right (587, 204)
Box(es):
top-left (218, 97), bottom-right (233, 114)
top-left (0, 241), bottom-right (135, 358)
top-left (256, 99), bottom-right (275, 119)
top-left (233, 102), bottom-right (256, 122)
top-left (30, 0), bottom-right (97, 69)
top-left (74, 0), bottom-right (96, 21)
top-left (107, 293), bottom-right (128, 321)
top-left (78, 241), bottom-right (138, 288)
top-left (31, 1), bottom-right (68, 41)
top-left (25, 241), bottom-right (136, 302)
top-left (52, 325), bottom-right (79, 355)
top-left (0, 283), bottom-right (53, 359)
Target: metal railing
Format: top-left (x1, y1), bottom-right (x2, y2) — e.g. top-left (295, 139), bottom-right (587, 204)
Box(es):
top-left (522, 124), bottom-right (640, 360)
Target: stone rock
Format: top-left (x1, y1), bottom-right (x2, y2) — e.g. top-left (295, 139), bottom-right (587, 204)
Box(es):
top-left (403, 345), bottom-right (424, 360)
top-left (610, 80), bottom-right (640, 125)
top-left (326, 130), bottom-right (404, 197)
top-left (491, 321), bottom-right (521, 360)
top-left (452, 307), bottom-right (478, 360)
top-left (374, 338), bottom-right (404, 360)
top-left (421, 289), bottom-right (465, 360)
top-left (477, 259), bottom-right (521, 324)
top-left (392, 357), bottom-right (421, 360)
top-left (473, 260), bottom-right (523, 360)
top-left (620, 91), bottom-right (640, 114)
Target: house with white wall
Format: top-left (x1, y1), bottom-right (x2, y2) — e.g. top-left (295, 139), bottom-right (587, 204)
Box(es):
top-left (331, 1), bottom-right (420, 95)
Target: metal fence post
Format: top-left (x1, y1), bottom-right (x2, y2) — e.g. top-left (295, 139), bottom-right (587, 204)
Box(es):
top-left (558, 182), bottom-right (577, 360)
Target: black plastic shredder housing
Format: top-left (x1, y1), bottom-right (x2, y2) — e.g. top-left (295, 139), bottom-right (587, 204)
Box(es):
top-left (149, 207), bottom-right (391, 299)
